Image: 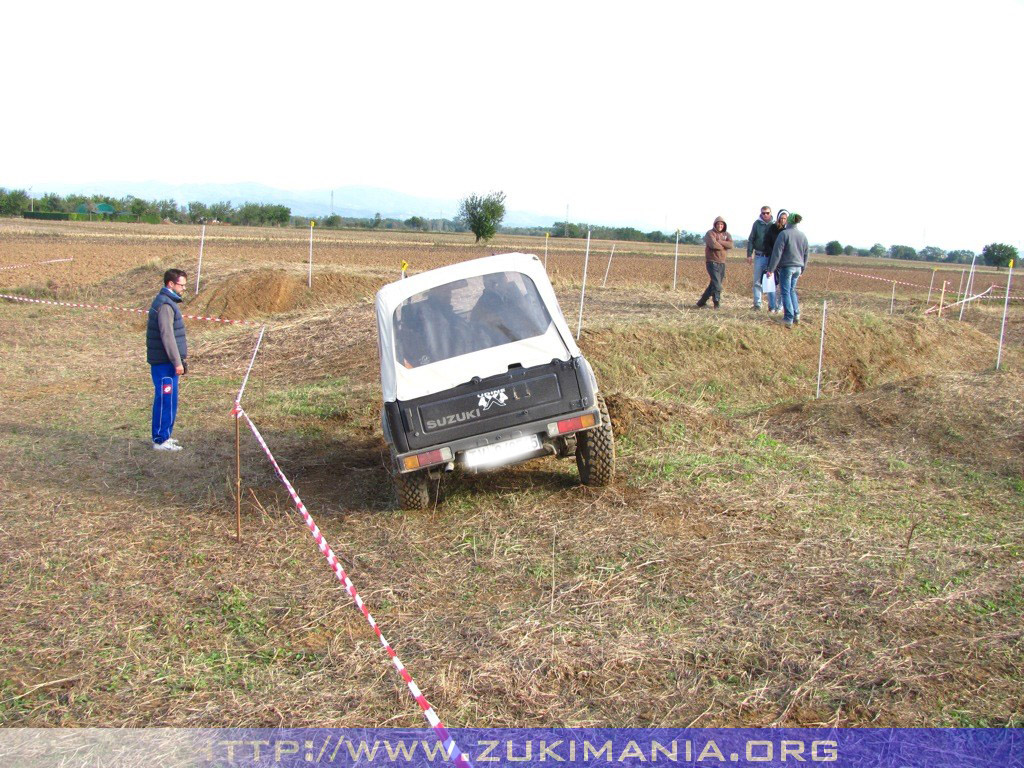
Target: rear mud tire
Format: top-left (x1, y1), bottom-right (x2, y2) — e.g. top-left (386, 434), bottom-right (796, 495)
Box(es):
top-left (393, 469), bottom-right (431, 510)
top-left (576, 393), bottom-right (615, 486)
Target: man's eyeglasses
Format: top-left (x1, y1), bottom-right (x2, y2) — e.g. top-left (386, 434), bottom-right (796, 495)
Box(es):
top-left (761, 211), bottom-right (772, 216)
top-left (174, 282), bottom-right (187, 288)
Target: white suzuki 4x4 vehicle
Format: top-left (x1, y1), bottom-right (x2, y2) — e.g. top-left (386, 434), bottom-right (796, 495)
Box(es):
top-left (375, 252), bottom-right (615, 509)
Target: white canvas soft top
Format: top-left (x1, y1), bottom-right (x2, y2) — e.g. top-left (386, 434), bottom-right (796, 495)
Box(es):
top-left (375, 253), bottom-right (581, 402)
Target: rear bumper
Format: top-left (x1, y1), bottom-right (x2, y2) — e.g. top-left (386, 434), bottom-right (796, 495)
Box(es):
top-left (394, 406), bottom-right (601, 473)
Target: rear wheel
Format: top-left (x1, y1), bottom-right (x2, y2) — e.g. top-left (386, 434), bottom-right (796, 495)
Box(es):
top-left (576, 393), bottom-right (615, 486)
top-left (393, 469), bottom-right (431, 510)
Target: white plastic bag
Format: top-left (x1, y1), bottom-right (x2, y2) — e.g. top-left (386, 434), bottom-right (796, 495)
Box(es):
top-left (761, 273), bottom-right (776, 293)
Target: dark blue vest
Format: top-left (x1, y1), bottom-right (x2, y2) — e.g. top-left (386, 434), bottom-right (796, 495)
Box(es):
top-left (146, 287), bottom-right (188, 365)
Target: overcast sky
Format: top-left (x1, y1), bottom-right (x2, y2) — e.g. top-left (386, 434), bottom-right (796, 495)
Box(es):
top-left (4, 0), bottom-right (1021, 251)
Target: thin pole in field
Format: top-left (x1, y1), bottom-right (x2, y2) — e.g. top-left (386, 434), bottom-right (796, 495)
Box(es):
top-left (926, 268), bottom-right (937, 305)
top-left (544, 232), bottom-right (549, 269)
top-left (958, 253), bottom-right (983, 319)
top-left (195, 223), bottom-right (206, 294)
top-left (816, 300), bottom-right (828, 399)
top-left (235, 409), bottom-right (241, 542)
top-left (938, 281), bottom-right (947, 317)
top-left (602, 243), bottom-right (616, 288)
top-left (232, 324), bottom-right (266, 543)
top-left (576, 228), bottom-right (591, 340)
top-left (996, 259), bottom-right (1015, 370)
top-left (672, 229), bottom-right (680, 291)
top-left (956, 269), bottom-right (966, 303)
top-left (889, 281), bottom-right (896, 315)
top-left (960, 255), bottom-right (978, 321)
top-left (236, 325), bottom-right (266, 407)
top-left (308, 220), bottom-right (314, 289)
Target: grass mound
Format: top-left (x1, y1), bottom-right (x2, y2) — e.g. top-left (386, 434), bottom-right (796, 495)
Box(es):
top-left (769, 371), bottom-right (1024, 479)
top-left (586, 308), bottom-right (1001, 408)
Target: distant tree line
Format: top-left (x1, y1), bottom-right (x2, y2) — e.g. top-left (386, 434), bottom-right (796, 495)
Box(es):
top-left (303, 213), bottom-right (464, 232)
top-left (3, 188), bottom-right (1016, 266)
top-left (821, 238), bottom-right (1016, 267)
top-left (0, 188), bottom-right (293, 226)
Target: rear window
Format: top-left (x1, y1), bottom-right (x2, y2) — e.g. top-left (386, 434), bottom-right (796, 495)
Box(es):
top-left (394, 271), bottom-right (553, 368)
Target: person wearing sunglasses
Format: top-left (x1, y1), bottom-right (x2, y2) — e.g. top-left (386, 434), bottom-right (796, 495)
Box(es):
top-left (747, 206), bottom-right (776, 311)
top-left (146, 269), bottom-right (189, 451)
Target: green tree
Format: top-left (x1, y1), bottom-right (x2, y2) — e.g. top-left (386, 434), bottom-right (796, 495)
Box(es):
top-left (0, 188), bottom-right (30, 215)
top-left (208, 201), bottom-right (234, 221)
top-left (188, 201), bottom-right (209, 223)
top-left (39, 192), bottom-right (66, 212)
top-left (869, 243), bottom-right (886, 258)
top-left (155, 199), bottom-right (180, 221)
top-left (127, 196), bottom-right (150, 217)
top-left (889, 245), bottom-right (919, 261)
top-left (842, 245), bottom-right (855, 256)
top-left (981, 243), bottom-right (1018, 269)
top-left (458, 191), bottom-right (506, 242)
top-left (236, 202), bottom-right (264, 225)
top-left (919, 246), bottom-right (946, 262)
top-left (265, 204), bottom-right (290, 226)
top-left (370, 212), bottom-right (383, 229)
top-left (553, 220), bottom-right (585, 239)
top-left (945, 249), bottom-right (975, 264)
top-left (825, 240), bottom-right (843, 255)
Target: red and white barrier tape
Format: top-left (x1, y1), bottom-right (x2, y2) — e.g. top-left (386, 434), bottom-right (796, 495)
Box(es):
top-left (0, 292), bottom-right (262, 326)
top-left (0, 292), bottom-right (149, 316)
top-left (0, 257), bottom-right (75, 272)
top-left (824, 266), bottom-right (930, 290)
top-left (235, 406), bottom-right (470, 768)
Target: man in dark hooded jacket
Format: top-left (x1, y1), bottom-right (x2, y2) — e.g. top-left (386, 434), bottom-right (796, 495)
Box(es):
top-left (747, 205), bottom-right (775, 310)
top-left (146, 269), bottom-right (189, 450)
top-left (695, 216), bottom-right (733, 308)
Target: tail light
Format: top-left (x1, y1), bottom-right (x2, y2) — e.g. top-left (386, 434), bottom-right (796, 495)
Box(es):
top-left (402, 446), bottom-right (453, 471)
top-left (546, 412), bottom-right (597, 438)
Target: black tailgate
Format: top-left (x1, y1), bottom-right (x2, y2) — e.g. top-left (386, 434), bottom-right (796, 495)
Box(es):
top-left (388, 358), bottom-right (591, 452)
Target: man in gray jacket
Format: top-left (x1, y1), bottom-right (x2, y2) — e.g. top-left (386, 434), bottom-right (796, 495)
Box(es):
top-left (766, 213), bottom-right (809, 328)
top-left (146, 269), bottom-right (189, 450)
top-left (747, 205), bottom-right (775, 310)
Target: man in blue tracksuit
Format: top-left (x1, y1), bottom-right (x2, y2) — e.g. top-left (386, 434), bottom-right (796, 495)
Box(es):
top-left (147, 269), bottom-right (189, 451)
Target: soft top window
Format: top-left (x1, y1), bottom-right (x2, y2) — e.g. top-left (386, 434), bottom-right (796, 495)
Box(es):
top-left (394, 271), bottom-right (553, 368)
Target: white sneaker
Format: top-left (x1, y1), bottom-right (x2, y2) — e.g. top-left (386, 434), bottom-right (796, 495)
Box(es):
top-left (153, 440), bottom-right (182, 452)
top-left (166, 438), bottom-right (182, 448)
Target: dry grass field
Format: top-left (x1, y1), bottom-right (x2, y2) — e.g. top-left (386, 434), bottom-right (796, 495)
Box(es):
top-left (1, 219), bottom-right (1022, 729)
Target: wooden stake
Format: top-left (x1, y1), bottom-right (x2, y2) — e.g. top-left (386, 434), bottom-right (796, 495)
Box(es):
top-left (938, 281), bottom-right (947, 317)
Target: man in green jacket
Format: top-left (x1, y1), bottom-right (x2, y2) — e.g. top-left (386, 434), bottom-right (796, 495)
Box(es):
top-left (747, 205), bottom-right (776, 311)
